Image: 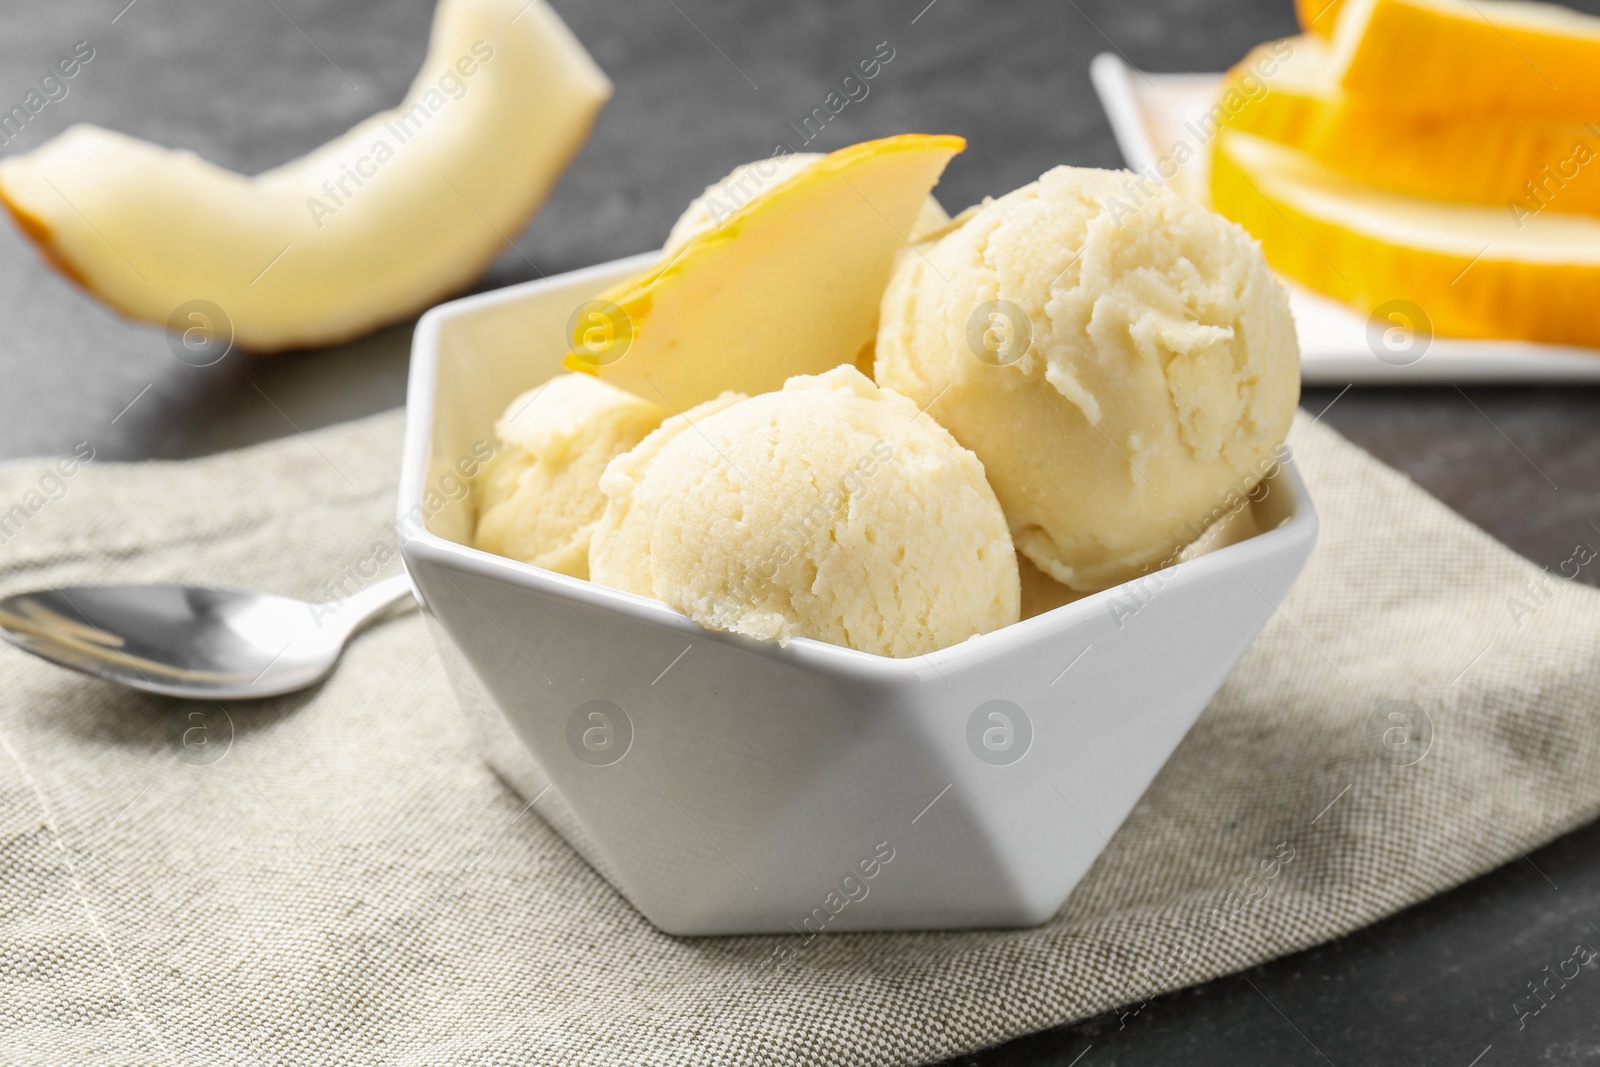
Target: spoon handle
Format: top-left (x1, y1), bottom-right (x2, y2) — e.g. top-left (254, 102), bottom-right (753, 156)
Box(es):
top-left (321, 573), bottom-right (416, 636)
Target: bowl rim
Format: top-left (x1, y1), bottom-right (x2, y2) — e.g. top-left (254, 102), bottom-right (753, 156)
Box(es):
top-left (399, 253), bottom-right (1320, 684)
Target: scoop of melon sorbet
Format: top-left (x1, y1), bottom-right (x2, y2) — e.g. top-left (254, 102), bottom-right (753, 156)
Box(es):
top-left (588, 365), bottom-right (1019, 657)
top-left (874, 165), bottom-right (1299, 592)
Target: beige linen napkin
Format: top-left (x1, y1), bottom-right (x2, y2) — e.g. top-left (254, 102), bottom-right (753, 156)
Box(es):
top-left (2, 409), bottom-right (1597, 1066)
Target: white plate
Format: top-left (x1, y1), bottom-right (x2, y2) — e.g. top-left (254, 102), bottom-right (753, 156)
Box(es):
top-left (1088, 52), bottom-right (1600, 385)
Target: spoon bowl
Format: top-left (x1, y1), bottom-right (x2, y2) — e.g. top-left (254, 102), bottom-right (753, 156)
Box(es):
top-left (0, 573), bottom-right (414, 699)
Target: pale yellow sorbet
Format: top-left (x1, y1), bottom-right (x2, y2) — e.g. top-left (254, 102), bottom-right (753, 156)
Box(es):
top-left (588, 365), bottom-right (1019, 657)
top-left (664, 152), bottom-right (951, 253)
top-left (874, 165), bottom-right (1299, 592)
top-left (474, 373), bottom-right (664, 578)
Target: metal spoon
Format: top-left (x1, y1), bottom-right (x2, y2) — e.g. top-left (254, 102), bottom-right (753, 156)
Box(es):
top-left (0, 573), bottom-right (414, 699)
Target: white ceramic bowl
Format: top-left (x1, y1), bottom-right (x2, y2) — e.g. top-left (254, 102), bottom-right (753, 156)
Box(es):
top-left (398, 252), bottom-right (1319, 936)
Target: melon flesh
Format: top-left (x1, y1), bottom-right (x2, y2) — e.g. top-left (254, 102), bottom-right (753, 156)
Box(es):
top-left (0, 0), bottom-right (610, 350)
top-left (1219, 35), bottom-right (1600, 214)
top-left (1331, 0), bottom-right (1600, 117)
top-left (1211, 128), bottom-right (1600, 347)
top-left (568, 134), bottom-right (965, 409)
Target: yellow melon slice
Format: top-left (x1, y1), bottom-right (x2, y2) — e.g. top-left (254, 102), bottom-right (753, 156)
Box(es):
top-left (1219, 34), bottom-right (1600, 215)
top-left (1306, 109), bottom-right (1600, 213)
top-left (564, 134), bottom-right (964, 409)
top-left (1211, 128), bottom-right (1600, 346)
top-left (661, 153), bottom-right (952, 254)
top-left (0, 0), bottom-right (609, 350)
top-left (1331, 0), bottom-right (1600, 117)
top-left (1217, 37), bottom-right (1333, 145)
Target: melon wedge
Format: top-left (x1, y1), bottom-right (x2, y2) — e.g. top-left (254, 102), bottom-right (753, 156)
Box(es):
top-left (1211, 128), bottom-right (1600, 346)
top-left (1331, 0), bottom-right (1600, 117)
top-left (1218, 37), bottom-right (1335, 145)
top-left (1306, 106), bottom-right (1600, 213)
top-left (564, 134), bottom-right (964, 408)
top-left (1221, 35), bottom-right (1600, 214)
top-left (0, 0), bottom-right (609, 350)
top-left (661, 153), bottom-right (951, 255)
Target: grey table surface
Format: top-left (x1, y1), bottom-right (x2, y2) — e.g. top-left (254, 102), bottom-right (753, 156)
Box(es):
top-left (2, 0), bottom-right (1599, 1062)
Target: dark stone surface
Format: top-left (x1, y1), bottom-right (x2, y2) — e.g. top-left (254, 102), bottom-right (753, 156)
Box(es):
top-left (2, 0), bottom-right (1598, 1062)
